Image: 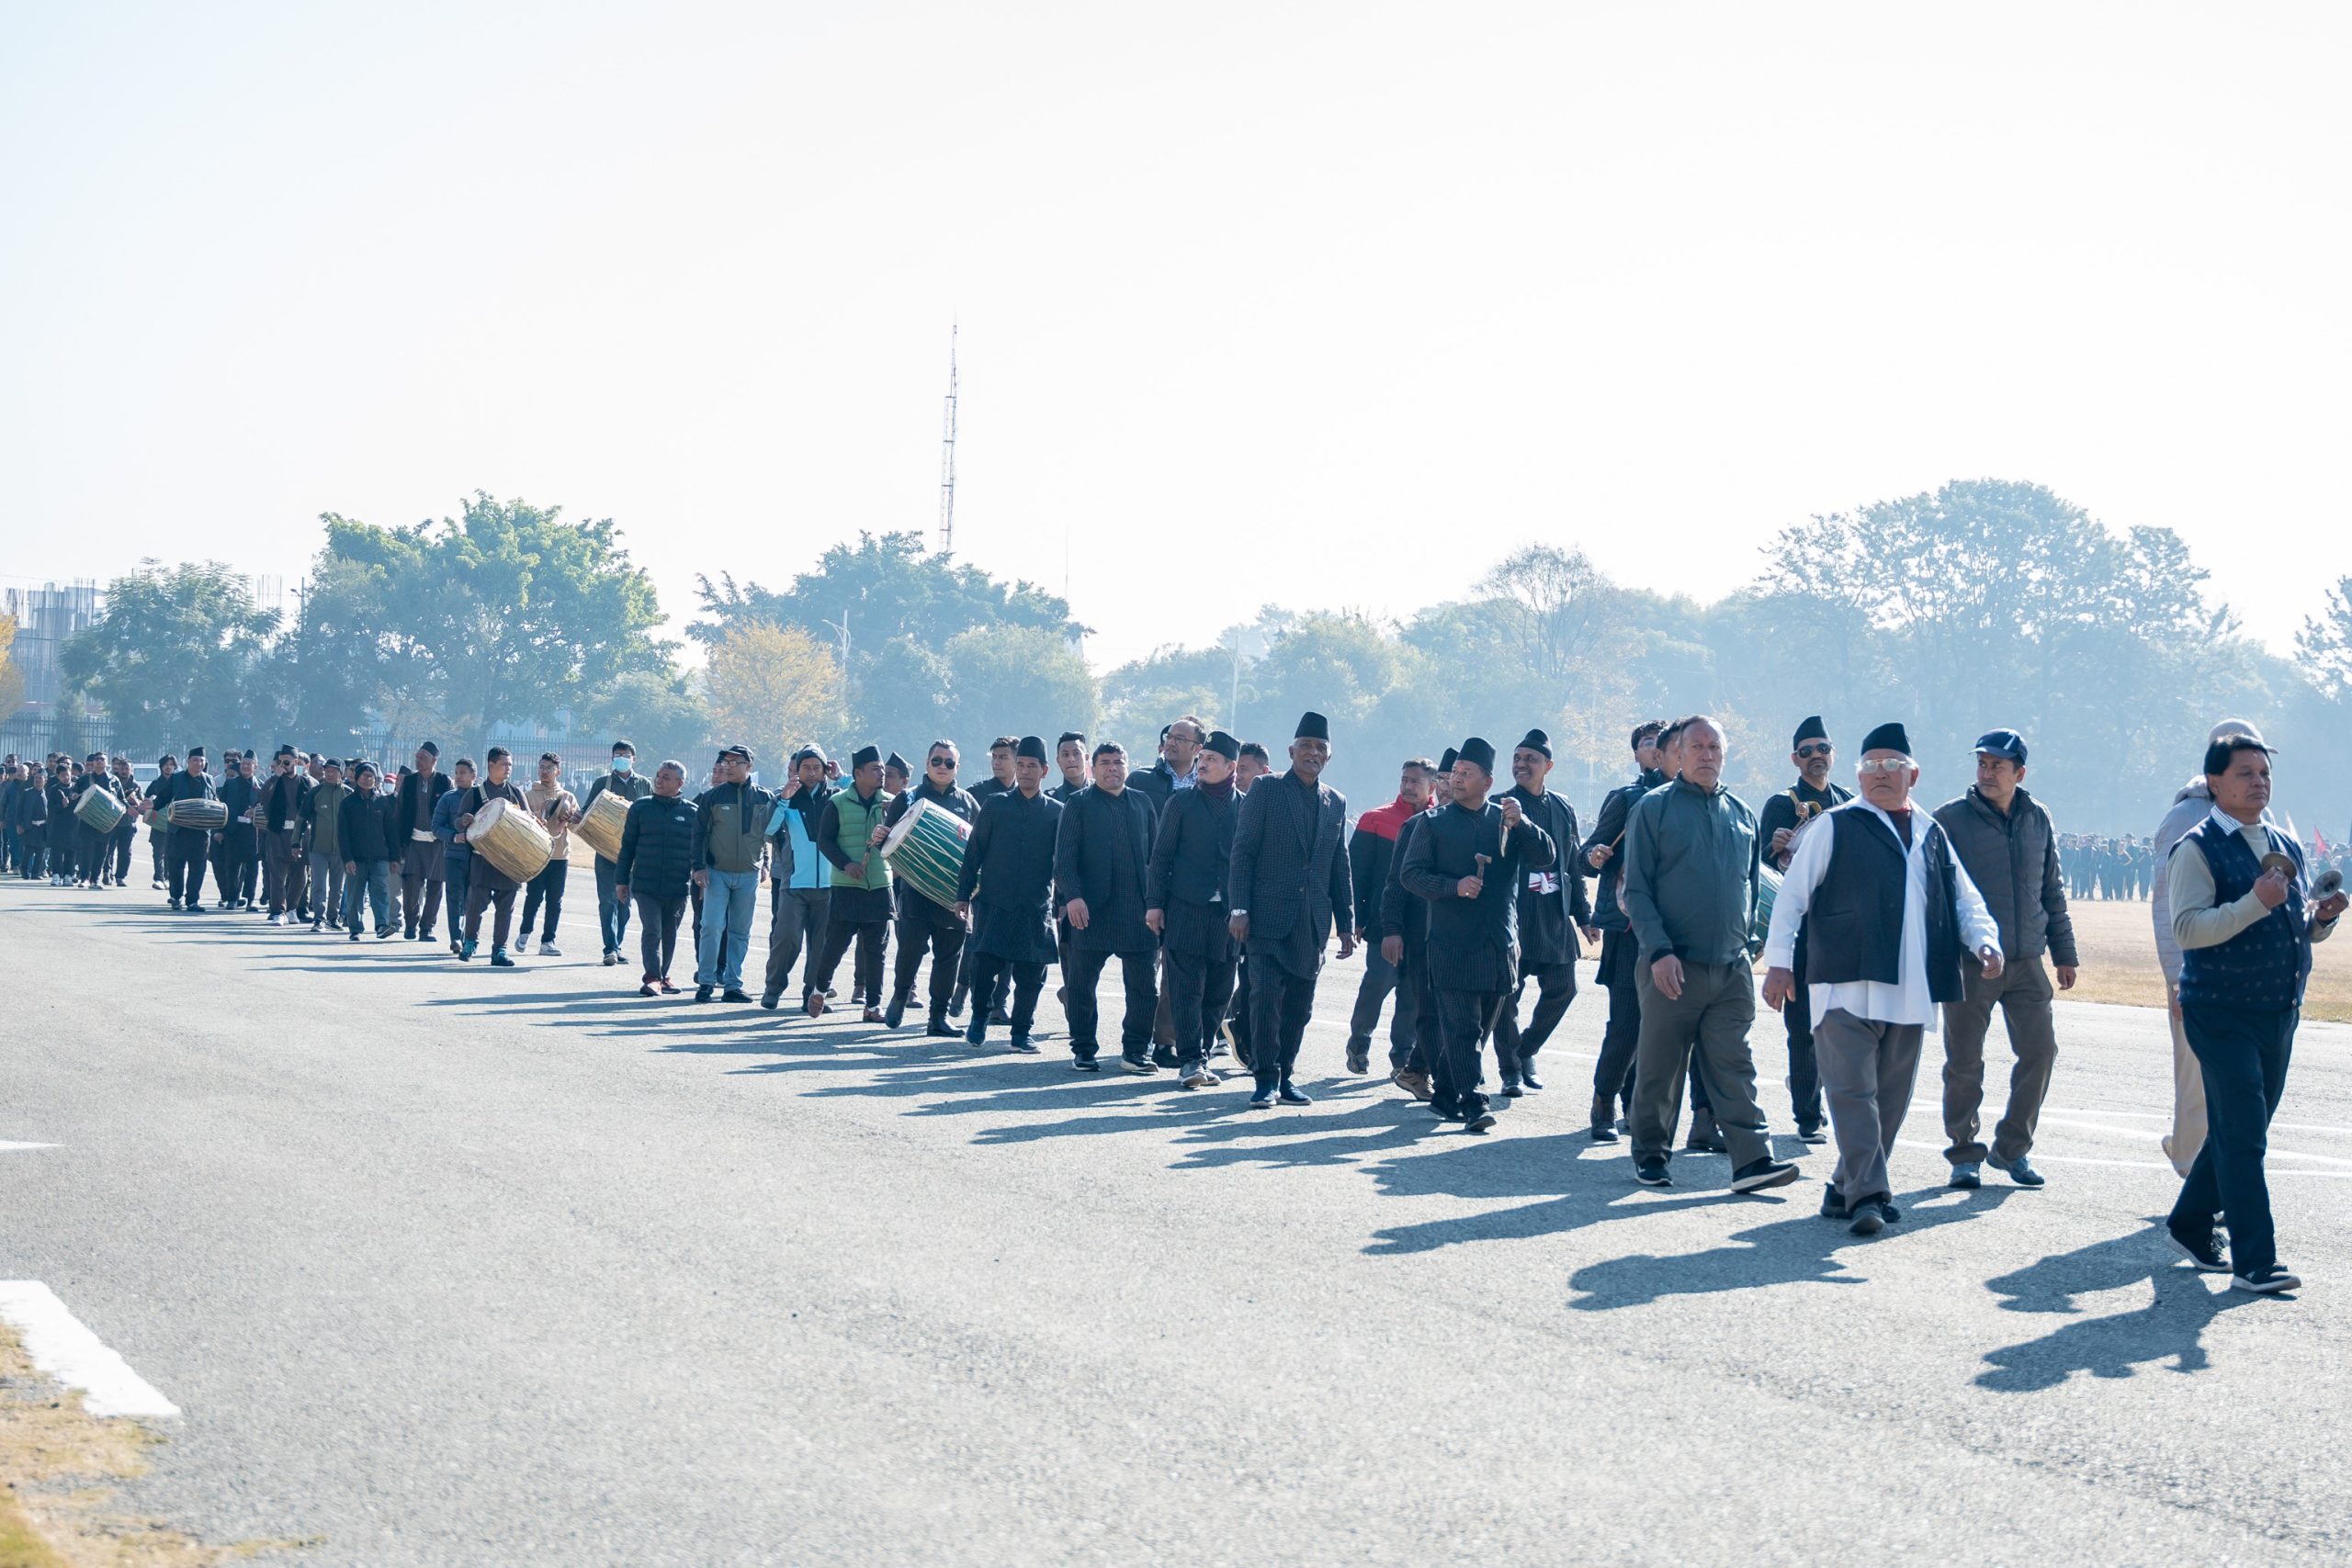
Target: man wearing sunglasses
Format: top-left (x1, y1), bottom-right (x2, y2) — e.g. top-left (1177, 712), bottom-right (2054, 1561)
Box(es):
top-left (1754, 716), bottom-right (1852, 1144)
top-left (879, 741), bottom-right (980, 1034)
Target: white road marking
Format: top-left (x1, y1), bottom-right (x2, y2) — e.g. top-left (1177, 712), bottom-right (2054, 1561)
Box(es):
top-left (0, 1281), bottom-right (181, 1417)
top-left (0, 1141), bottom-right (58, 1152)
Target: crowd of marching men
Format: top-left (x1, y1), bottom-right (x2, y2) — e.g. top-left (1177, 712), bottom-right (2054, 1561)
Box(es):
top-left (3, 708), bottom-right (2341, 1291)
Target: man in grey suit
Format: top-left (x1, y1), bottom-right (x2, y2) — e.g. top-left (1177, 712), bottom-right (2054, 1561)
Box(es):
top-left (1228, 711), bottom-right (1356, 1109)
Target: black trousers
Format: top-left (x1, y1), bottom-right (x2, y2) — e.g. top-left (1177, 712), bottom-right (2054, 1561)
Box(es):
top-left (814, 917), bottom-right (887, 1007)
top-left (1783, 975), bottom-right (1825, 1132)
top-left (215, 845), bottom-right (254, 904)
top-left (1433, 987), bottom-right (1504, 1115)
top-left (966, 953), bottom-right (1046, 1039)
top-left (2168, 1003), bottom-right (2295, 1278)
top-left (1065, 947), bottom-right (1157, 1060)
top-left (1493, 958), bottom-right (1576, 1080)
top-left (634, 893), bottom-right (685, 979)
top-left (1400, 941), bottom-right (1439, 1076)
top-left (78, 824), bottom-right (110, 883)
top-left (891, 908), bottom-right (966, 1021)
top-left (1248, 956), bottom-right (1319, 1088)
top-left (464, 878), bottom-right (518, 950)
top-left (168, 834), bottom-right (210, 906)
top-left (1591, 930), bottom-right (1643, 1111)
top-left (520, 860), bottom-right (569, 942)
top-left (1164, 943), bottom-right (1238, 1069)
top-left (400, 840), bottom-right (444, 935)
top-left (111, 826), bottom-right (135, 883)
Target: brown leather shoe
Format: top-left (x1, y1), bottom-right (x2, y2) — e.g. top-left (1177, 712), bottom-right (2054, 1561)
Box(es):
top-left (862, 1006), bottom-right (885, 1024)
top-left (805, 992), bottom-right (826, 1019)
top-left (1392, 1069), bottom-right (1433, 1102)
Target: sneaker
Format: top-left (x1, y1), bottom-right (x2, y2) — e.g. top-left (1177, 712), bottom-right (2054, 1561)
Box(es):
top-left (1498, 1077), bottom-right (1525, 1099)
top-left (658, 978), bottom-right (680, 995)
top-left (1071, 1056), bottom-right (1102, 1074)
top-left (1796, 1124), bottom-right (1827, 1146)
top-left (1819, 1182), bottom-right (1849, 1220)
top-left (1180, 1066), bottom-right (1216, 1089)
top-left (1879, 1197), bottom-right (1904, 1223)
top-left (1120, 1054), bottom-right (1156, 1075)
top-left (1949, 1161), bottom-right (1983, 1190)
top-left (1994, 1156), bottom-right (2046, 1189)
top-left (1683, 1109), bottom-right (1726, 1154)
top-left (349, 929), bottom-right (361, 943)
top-left (1464, 1108), bottom-right (1498, 1134)
top-left (1008, 1035), bottom-right (1039, 1055)
top-left (459, 940), bottom-right (477, 961)
top-left (267, 912), bottom-right (284, 926)
top-left (639, 981), bottom-right (659, 998)
top-left (538, 942), bottom-right (561, 957)
top-left (721, 989), bottom-right (752, 1004)
top-left (1247, 1086), bottom-right (1278, 1109)
top-left (151, 878), bottom-right (165, 891)
top-left (2232, 1265), bottom-right (2301, 1295)
top-left (2168, 1225), bottom-right (2230, 1272)
top-left (759, 992), bottom-right (780, 1010)
top-left (1392, 1069), bottom-right (1434, 1102)
top-left (1634, 1159), bottom-right (1672, 1187)
top-left (403, 925), bottom-right (418, 941)
top-left (695, 986), bottom-right (715, 1003)
top-left (604, 951), bottom-right (620, 967)
top-left (1277, 1081), bottom-right (1312, 1106)
top-left (377, 927), bottom-right (396, 940)
top-left (489, 949), bottom-right (515, 967)
top-left (964, 1017), bottom-right (989, 1047)
top-left (1849, 1201), bottom-right (1887, 1238)
top-left (1731, 1157), bottom-right (1802, 1194)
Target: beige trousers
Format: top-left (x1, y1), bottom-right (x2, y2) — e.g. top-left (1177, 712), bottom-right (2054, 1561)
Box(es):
top-left (2162, 981), bottom-right (2207, 1178)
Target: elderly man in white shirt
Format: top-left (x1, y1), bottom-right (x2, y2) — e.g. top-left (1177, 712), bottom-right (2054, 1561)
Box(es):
top-left (1763, 722), bottom-right (2003, 1237)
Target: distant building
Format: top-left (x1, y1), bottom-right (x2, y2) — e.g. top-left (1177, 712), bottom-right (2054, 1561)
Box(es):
top-left (2, 580), bottom-right (100, 716)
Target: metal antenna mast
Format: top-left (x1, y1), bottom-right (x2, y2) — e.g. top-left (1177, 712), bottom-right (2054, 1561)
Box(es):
top-left (938, 322), bottom-right (958, 554)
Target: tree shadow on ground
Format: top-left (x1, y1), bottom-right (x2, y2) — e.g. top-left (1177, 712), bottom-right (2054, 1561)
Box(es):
top-left (1972, 1221), bottom-right (2260, 1392)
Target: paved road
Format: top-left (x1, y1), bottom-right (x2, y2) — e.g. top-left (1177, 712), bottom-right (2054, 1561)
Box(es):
top-left (6, 880), bottom-right (2350, 1566)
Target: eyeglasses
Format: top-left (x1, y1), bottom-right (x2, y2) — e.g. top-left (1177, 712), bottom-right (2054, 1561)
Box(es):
top-left (1856, 757), bottom-right (1913, 774)
top-left (1796, 744), bottom-right (1833, 760)
top-left (928, 757), bottom-right (954, 769)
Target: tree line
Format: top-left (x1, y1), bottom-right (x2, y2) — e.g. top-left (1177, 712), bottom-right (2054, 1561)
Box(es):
top-left (36, 479), bottom-right (2352, 834)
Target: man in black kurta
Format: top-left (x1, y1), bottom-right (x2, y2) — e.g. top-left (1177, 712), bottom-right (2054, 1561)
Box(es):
top-left (1380, 748), bottom-right (1453, 1100)
top-left (215, 755), bottom-right (260, 908)
top-left (1148, 729), bottom-right (1242, 1089)
top-left (391, 743), bottom-right (452, 940)
top-left (1494, 728), bottom-right (1591, 1095)
top-left (1401, 738), bottom-right (1556, 1132)
top-left (1753, 715), bottom-right (1851, 1143)
top-left (1227, 711), bottom-right (1355, 1108)
top-left (956, 737), bottom-right (1062, 1054)
top-left (257, 747), bottom-right (311, 922)
top-left (882, 741), bottom-right (980, 1034)
top-left (160, 748), bottom-right (219, 910)
top-left (1055, 741), bottom-right (1160, 1073)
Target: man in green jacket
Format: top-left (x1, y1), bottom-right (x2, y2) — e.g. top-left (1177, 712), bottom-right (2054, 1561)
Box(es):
top-left (808, 746), bottom-right (895, 1021)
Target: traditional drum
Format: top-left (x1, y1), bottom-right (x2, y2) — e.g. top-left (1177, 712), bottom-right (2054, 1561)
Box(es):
top-left (74, 785), bottom-right (125, 833)
top-left (880, 796), bottom-right (969, 910)
top-left (1748, 864), bottom-right (1782, 959)
top-left (469, 796), bottom-right (553, 883)
top-left (166, 798), bottom-right (230, 831)
top-left (574, 787), bottom-right (632, 863)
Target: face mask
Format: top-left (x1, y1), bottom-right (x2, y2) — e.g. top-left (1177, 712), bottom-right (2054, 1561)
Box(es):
top-left (612, 758), bottom-right (633, 774)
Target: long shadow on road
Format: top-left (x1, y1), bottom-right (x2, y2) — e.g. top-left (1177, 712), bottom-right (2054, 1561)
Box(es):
top-left (1973, 1220), bottom-right (2259, 1391)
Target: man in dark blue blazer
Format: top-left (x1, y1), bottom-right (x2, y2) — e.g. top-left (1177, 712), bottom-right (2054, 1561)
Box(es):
top-left (1227, 712), bottom-right (1356, 1108)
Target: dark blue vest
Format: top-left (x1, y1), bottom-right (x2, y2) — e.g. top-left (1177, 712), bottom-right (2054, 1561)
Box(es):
top-left (2177, 817), bottom-right (2308, 1010)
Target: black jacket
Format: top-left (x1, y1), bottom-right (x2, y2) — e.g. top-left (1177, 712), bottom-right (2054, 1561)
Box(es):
top-left (1400, 799), bottom-right (1558, 992)
top-left (617, 793), bottom-right (699, 899)
top-left (257, 773), bottom-right (311, 838)
top-left (1227, 770), bottom-right (1351, 953)
top-left (339, 788), bottom-right (395, 865)
top-left (1758, 777), bottom-right (1853, 872)
top-left (217, 774), bottom-right (259, 854)
top-left (1148, 783), bottom-right (1237, 911)
top-left (1581, 767), bottom-right (1665, 931)
top-left (1501, 784), bottom-right (1589, 966)
top-left (1055, 784), bottom-right (1159, 953)
top-left (390, 769), bottom-right (451, 843)
top-left (956, 787), bottom-right (1062, 963)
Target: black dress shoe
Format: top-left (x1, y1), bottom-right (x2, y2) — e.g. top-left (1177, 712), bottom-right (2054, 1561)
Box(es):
top-left (1344, 1046), bottom-right (1371, 1075)
top-left (721, 989), bottom-right (752, 1004)
top-left (1464, 1109), bottom-right (1498, 1133)
top-left (1518, 1066), bottom-right (1544, 1091)
top-left (926, 1020), bottom-right (961, 1038)
top-left (1152, 1045), bottom-right (1179, 1070)
top-left (1589, 1122), bottom-right (1620, 1144)
top-left (1498, 1078), bottom-right (1525, 1099)
top-left (1070, 1056), bottom-right (1102, 1073)
top-left (695, 986), bottom-right (715, 1003)
top-left (883, 990), bottom-right (910, 1029)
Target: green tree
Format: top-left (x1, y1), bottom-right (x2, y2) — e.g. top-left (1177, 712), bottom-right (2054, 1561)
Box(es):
top-left (60, 561), bottom-right (285, 757)
top-left (940, 626), bottom-right (1098, 760)
top-left (704, 622), bottom-right (848, 773)
top-left (310, 492), bottom-right (673, 739)
top-left (581, 670), bottom-right (713, 769)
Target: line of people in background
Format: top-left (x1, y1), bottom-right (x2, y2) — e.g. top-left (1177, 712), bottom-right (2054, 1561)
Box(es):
top-left (7, 706), bottom-right (2339, 1294)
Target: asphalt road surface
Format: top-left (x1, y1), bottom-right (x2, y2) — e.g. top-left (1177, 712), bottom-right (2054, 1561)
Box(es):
top-left (6, 880), bottom-right (2351, 1566)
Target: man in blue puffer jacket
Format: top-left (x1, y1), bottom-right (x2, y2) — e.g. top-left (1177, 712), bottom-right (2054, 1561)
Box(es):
top-left (760, 745), bottom-right (835, 1012)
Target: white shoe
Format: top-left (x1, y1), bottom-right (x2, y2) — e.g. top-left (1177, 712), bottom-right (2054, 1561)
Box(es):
top-left (267, 913), bottom-right (284, 925)
top-left (538, 942), bottom-right (560, 956)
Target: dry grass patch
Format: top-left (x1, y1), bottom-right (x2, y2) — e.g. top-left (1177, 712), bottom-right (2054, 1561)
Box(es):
top-left (2042, 897), bottom-right (2352, 1023)
top-left (0, 1330), bottom-right (308, 1568)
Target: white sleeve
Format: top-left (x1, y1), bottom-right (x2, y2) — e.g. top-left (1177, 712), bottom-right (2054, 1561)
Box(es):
top-left (1951, 845), bottom-right (2001, 955)
top-left (1761, 809), bottom-right (1835, 969)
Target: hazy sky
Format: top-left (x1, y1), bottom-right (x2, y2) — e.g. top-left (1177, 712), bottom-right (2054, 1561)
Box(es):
top-left (4, 3), bottom-right (2346, 671)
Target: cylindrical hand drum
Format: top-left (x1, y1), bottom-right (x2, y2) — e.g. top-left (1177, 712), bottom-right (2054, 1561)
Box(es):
top-left (166, 798), bottom-right (230, 831)
top-left (75, 787), bottom-right (126, 833)
top-left (1749, 865), bottom-right (1782, 958)
top-left (881, 796), bottom-right (969, 910)
top-left (469, 796), bottom-right (553, 883)
top-left (575, 788), bottom-right (632, 863)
